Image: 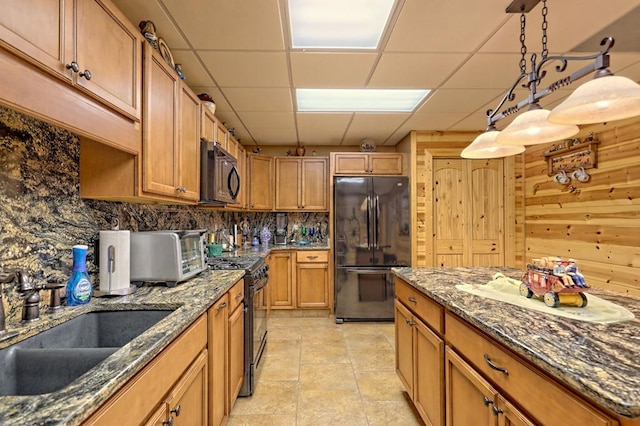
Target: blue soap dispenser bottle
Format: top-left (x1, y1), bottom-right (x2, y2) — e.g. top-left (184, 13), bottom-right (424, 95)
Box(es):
top-left (66, 244), bottom-right (92, 306)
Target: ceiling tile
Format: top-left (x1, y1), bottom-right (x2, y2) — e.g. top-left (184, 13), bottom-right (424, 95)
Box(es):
top-left (198, 51), bottom-right (289, 87)
top-left (237, 112), bottom-right (295, 129)
top-left (171, 50), bottom-right (214, 87)
top-left (222, 88), bottom-right (293, 112)
top-left (296, 113), bottom-right (353, 145)
top-left (441, 53), bottom-right (525, 89)
top-left (111, 0), bottom-right (189, 49)
top-left (162, 0), bottom-right (285, 50)
top-left (368, 53), bottom-right (468, 88)
top-left (385, 0), bottom-right (509, 53)
top-left (290, 52), bottom-right (377, 87)
top-left (250, 126), bottom-right (298, 145)
top-left (402, 112), bottom-right (468, 131)
top-left (417, 89), bottom-right (502, 113)
top-left (343, 113), bottom-right (410, 145)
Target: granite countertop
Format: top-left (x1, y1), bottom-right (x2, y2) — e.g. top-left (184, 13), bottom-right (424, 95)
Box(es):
top-left (393, 266), bottom-right (640, 419)
top-left (217, 242), bottom-right (330, 258)
top-left (0, 269), bottom-right (245, 426)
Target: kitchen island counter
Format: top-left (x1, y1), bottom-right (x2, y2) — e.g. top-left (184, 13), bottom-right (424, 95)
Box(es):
top-left (393, 266), bottom-right (640, 419)
top-left (0, 269), bottom-right (244, 426)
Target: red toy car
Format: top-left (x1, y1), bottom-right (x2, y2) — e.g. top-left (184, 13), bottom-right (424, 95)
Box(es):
top-left (521, 257), bottom-right (589, 308)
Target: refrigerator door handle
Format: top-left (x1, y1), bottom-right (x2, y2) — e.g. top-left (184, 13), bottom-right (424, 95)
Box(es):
top-left (366, 195), bottom-right (372, 250)
top-left (374, 194), bottom-right (380, 250)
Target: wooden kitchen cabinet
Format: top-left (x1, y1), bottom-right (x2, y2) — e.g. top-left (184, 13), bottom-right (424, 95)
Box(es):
top-left (296, 250), bottom-right (329, 308)
top-left (85, 315), bottom-right (207, 425)
top-left (445, 348), bottom-right (533, 426)
top-left (235, 145), bottom-right (248, 209)
top-left (247, 154), bottom-right (274, 210)
top-left (0, 0), bottom-right (142, 122)
top-left (395, 297), bottom-right (445, 426)
top-left (268, 251), bottom-right (295, 308)
top-left (275, 157), bottom-right (328, 211)
top-left (208, 294), bottom-right (229, 426)
top-left (228, 293), bottom-right (245, 410)
top-left (80, 44), bottom-right (199, 204)
top-left (0, 0), bottom-right (142, 152)
top-left (332, 153), bottom-right (403, 175)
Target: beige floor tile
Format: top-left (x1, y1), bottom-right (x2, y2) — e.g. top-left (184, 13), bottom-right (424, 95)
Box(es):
top-left (363, 400), bottom-right (426, 426)
top-left (355, 370), bottom-right (407, 401)
top-left (227, 414), bottom-right (297, 426)
top-left (297, 388), bottom-right (362, 411)
top-left (300, 328), bottom-right (345, 344)
top-left (299, 363), bottom-right (358, 391)
top-left (263, 339), bottom-right (301, 361)
top-left (349, 347), bottom-right (396, 372)
top-left (344, 332), bottom-right (393, 350)
top-left (259, 355), bottom-right (300, 381)
top-left (296, 406), bottom-right (369, 426)
top-left (231, 381), bottom-right (299, 416)
top-left (268, 327), bottom-right (303, 341)
top-left (300, 342), bottom-right (350, 364)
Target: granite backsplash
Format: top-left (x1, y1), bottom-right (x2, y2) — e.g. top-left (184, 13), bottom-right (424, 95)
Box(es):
top-left (0, 106), bottom-right (327, 324)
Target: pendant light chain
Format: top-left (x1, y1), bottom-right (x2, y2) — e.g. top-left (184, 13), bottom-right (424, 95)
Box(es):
top-left (541, 0), bottom-right (548, 60)
top-left (519, 12), bottom-right (527, 74)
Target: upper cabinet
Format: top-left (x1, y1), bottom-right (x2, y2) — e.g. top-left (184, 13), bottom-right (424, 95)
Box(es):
top-left (332, 153), bottom-right (403, 175)
top-left (247, 154), bottom-right (273, 210)
top-left (275, 157), bottom-right (328, 211)
top-left (0, 0), bottom-right (142, 122)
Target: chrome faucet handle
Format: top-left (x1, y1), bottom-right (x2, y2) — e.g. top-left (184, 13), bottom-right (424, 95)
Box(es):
top-left (14, 271), bottom-right (42, 323)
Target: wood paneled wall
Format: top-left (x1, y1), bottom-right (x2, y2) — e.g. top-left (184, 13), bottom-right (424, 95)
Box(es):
top-left (522, 118), bottom-right (640, 296)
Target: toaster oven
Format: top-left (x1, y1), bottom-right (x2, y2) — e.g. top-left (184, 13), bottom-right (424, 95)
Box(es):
top-left (130, 229), bottom-right (207, 287)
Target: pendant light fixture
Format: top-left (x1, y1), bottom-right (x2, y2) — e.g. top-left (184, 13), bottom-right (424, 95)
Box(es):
top-left (467, 0), bottom-right (640, 159)
top-left (461, 126), bottom-right (525, 159)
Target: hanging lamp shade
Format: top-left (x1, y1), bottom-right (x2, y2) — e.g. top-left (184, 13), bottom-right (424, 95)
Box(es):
top-left (496, 104), bottom-right (579, 146)
top-left (548, 74), bottom-right (640, 125)
top-left (461, 130), bottom-right (525, 159)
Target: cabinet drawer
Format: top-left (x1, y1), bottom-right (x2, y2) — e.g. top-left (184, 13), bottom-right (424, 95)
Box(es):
top-left (296, 250), bottom-right (328, 263)
top-left (228, 279), bottom-right (245, 313)
top-left (395, 278), bottom-right (443, 334)
top-left (445, 312), bottom-right (615, 426)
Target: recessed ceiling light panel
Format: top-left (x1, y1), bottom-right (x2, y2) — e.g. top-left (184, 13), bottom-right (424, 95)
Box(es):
top-left (288, 0), bottom-right (395, 49)
top-left (296, 89), bottom-right (430, 112)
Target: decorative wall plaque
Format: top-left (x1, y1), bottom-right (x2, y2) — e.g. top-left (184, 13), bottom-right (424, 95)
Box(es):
top-left (544, 138), bottom-right (599, 176)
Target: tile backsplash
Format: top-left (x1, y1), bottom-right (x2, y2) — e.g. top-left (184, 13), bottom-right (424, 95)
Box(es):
top-left (0, 106), bottom-right (327, 324)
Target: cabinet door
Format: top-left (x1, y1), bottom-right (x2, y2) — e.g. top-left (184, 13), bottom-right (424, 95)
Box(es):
top-left (269, 251), bottom-right (294, 308)
top-left (75, 0), bottom-right (142, 120)
top-left (496, 397), bottom-right (536, 426)
top-left (201, 109), bottom-right (215, 141)
top-left (370, 153), bottom-right (403, 174)
top-left (178, 86), bottom-right (200, 201)
top-left (0, 0), bottom-right (73, 81)
top-left (216, 121), bottom-right (228, 151)
top-left (228, 303), bottom-right (245, 410)
top-left (275, 158), bottom-right (301, 210)
top-left (395, 300), bottom-right (414, 396)
top-left (142, 44), bottom-right (179, 197)
top-left (168, 351), bottom-right (208, 426)
top-left (248, 154), bottom-right (273, 210)
top-left (236, 146), bottom-right (247, 209)
top-left (333, 153), bottom-right (368, 174)
top-left (301, 158), bottom-right (328, 210)
top-left (414, 317), bottom-right (445, 426)
top-left (296, 262), bottom-right (329, 308)
top-left (143, 403), bottom-right (168, 426)
top-left (208, 295), bottom-right (229, 426)
top-left (445, 347), bottom-right (497, 426)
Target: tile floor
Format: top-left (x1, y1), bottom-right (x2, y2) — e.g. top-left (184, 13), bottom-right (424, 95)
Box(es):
top-left (229, 314), bottom-right (424, 425)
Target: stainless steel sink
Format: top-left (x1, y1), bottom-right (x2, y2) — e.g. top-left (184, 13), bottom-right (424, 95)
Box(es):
top-left (0, 309), bottom-right (173, 396)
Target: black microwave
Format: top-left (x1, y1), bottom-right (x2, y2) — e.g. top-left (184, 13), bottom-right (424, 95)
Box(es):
top-left (200, 139), bottom-right (240, 205)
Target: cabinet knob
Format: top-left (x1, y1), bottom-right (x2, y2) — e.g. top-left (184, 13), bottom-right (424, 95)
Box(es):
top-left (483, 396), bottom-right (494, 406)
top-left (170, 405), bottom-right (181, 416)
top-left (79, 69), bottom-right (92, 80)
top-left (66, 61), bottom-right (80, 73)
top-left (162, 417), bottom-right (174, 426)
top-left (492, 406), bottom-right (504, 416)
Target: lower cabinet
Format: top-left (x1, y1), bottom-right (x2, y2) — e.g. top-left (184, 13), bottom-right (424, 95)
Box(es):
top-left (84, 315), bottom-right (208, 425)
top-left (268, 250), bottom-right (330, 309)
top-left (395, 277), bottom-right (618, 426)
top-left (207, 279), bottom-right (244, 426)
top-left (395, 299), bottom-right (444, 426)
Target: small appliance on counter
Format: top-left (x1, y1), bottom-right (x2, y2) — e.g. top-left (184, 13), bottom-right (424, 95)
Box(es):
top-left (94, 230), bottom-right (136, 297)
top-left (130, 229), bottom-right (207, 287)
top-left (275, 213), bottom-right (287, 245)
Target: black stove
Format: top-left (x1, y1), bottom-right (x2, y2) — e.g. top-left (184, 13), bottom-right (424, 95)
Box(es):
top-left (206, 255), bottom-right (269, 397)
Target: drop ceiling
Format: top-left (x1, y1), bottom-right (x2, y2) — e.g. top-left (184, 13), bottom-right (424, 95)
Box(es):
top-left (111, 0), bottom-right (640, 148)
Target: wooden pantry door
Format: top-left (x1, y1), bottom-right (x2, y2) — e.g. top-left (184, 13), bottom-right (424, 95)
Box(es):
top-left (433, 159), bottom-right (504, 267)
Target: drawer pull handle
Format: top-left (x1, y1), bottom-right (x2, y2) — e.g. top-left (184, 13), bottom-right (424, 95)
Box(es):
top-left (483, 396), bottom-right (493, 406)
top-left (492, 406), bottom-right (504, 416)
top-left (216, 302), bottom-right (228, 312)
top-left (407, 296), bottom-right (417, 304)
top-left (236, 292), bottom-right (243, 300)
top-left (307, 256), bottom-right (318, 260)
top-left (484, 354), bottom-right (509, 375)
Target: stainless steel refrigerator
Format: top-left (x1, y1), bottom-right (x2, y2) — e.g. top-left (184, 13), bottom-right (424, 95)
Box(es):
top-left (334, 176), bottom-right (411, 322)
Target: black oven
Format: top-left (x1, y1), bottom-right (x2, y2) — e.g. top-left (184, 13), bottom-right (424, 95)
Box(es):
top-left (200, 139), bottom-right (240, 205)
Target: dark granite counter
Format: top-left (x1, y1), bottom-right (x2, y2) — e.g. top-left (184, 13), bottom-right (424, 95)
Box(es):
top-left (0, 269), bottom-right (244, 426)
top-left (393, 266), bottom-right (640, 419)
